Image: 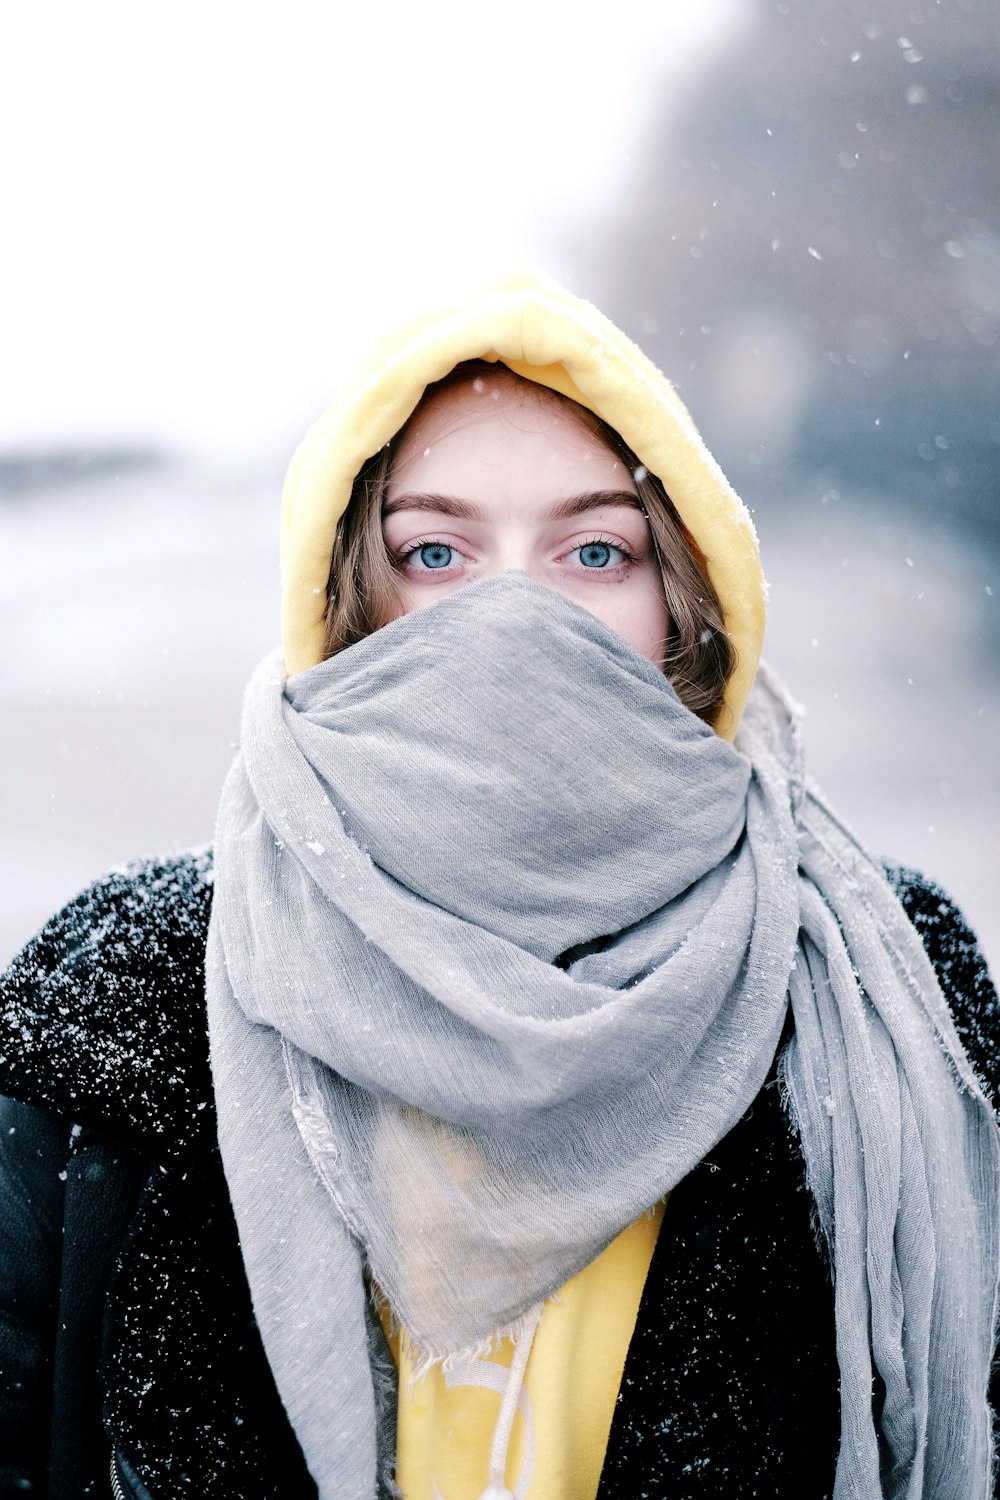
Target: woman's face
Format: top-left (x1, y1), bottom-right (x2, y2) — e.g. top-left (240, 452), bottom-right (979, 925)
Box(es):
top-left (381, 374), bottom-right (670, 664)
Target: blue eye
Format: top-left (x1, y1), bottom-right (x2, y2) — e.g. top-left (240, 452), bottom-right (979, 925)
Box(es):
top-left (415, 543), bottom-right (453, 569)
top-left (578, 541), bottom-right (616, 568)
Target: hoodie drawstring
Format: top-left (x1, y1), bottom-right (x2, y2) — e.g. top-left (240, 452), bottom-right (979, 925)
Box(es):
top-left (475, 1302), bottom-right (544, 1500)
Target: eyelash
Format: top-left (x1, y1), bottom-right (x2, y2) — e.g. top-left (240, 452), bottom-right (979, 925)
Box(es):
top-left (572, 532), bottom-right (637, 565)
top-left (396, 532), bottom-right (638, 569)
top-left (397, 534), bottom-right (455, 564)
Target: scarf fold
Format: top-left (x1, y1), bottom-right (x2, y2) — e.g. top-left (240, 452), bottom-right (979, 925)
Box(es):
top-left (206, 573), bottom-right (1000, 1500)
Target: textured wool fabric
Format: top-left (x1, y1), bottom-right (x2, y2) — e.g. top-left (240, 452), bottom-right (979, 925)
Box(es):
top-left (207, 574), bottom-right (1000, 1500)
top-left (277, 271), bottom-right (765, 739)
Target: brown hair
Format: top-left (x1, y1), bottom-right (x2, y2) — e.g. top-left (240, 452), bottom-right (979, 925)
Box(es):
top-left (322, 362), bottom-right (736, 725)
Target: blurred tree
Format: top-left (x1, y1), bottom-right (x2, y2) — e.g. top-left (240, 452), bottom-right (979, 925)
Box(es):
top-left (568, 0), bottom-right (1000, 539)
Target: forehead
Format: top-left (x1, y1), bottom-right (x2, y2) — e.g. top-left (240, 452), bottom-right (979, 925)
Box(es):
top-left (385, 374), bottom-right (638, 516)
top-left (399, 368), bottom-right (605, 451)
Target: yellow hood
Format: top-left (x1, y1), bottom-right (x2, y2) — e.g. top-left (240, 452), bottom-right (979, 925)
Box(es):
top-left (280, 271), bottom-right (766, 739)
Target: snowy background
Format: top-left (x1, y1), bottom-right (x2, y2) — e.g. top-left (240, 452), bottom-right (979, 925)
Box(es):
top-left (2, 0), bottom-right (998, 974)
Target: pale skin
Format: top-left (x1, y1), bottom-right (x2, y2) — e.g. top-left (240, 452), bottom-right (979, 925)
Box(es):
top-left (381, 373), bottom-right (671, 665)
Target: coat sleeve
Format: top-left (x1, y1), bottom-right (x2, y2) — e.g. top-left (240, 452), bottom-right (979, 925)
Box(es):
top-left (0, 852), bottom-right (216, 1493)
top-left (0, 1094), bottom-right (69, 1499)
top-left (0, 850), bottom-right (216, 1163)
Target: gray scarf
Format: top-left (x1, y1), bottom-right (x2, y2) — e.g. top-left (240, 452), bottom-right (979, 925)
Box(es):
top-left (206, 573), bottom-right (1000, 1500)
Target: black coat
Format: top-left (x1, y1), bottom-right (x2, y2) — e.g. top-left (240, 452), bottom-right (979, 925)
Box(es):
top-left (0, 851), bottom-right (997, 1500)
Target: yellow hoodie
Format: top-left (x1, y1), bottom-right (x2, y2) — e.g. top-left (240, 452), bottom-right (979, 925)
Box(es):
top-left (278, 273), bottom-right (767, 1500)
top-left (280, 270), bottom-right (765, 740)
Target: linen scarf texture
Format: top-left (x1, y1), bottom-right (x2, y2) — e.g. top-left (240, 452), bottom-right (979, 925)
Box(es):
top-left (207, 573), bottom-right (1000, 1500)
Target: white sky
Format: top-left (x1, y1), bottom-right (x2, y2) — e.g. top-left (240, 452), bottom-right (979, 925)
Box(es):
top-left (0, 0), bottom-right (739, 454)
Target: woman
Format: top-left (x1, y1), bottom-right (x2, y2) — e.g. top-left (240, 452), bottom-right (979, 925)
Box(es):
top-left (1, 273), bottom-right (997, 1500)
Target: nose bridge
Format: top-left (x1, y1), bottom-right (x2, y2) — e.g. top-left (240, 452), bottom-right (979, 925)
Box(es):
top-left (479, 521), bottom-right (549, 583)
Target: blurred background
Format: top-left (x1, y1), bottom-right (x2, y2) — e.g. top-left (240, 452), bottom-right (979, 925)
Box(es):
top-left (2, 0), bottom-right (998, 972)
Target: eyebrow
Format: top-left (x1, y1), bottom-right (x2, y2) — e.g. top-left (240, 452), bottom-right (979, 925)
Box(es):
top-left (381, 489), bottom-right (646, 522)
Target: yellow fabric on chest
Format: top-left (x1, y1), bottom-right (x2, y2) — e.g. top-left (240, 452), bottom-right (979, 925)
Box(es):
top-left (382, 1200), bottom-right (666, 1500)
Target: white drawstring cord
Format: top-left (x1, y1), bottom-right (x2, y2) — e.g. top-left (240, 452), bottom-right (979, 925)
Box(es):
top-left (475, 1302), bottom-right (545, 1500)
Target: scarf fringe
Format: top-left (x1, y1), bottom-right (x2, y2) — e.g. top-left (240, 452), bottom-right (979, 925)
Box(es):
top-left (405, 1306), bottom-right (551, 1384)
top-left (369, 1274), bottom-right (553, 1383)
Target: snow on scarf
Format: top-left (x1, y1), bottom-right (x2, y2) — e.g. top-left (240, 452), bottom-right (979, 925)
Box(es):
top-left (207, 572), bottom-right (1000, 1500)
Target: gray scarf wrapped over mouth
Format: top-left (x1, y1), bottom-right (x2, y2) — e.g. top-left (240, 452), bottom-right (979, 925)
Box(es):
top-left (207, 573), bottom-right (1000, 1500)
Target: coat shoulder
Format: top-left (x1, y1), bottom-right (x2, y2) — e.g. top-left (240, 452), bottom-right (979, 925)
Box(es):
top-left (886, 862), bottom-right (1000, 1098)
top-left (0, 849), bottom-right (216, 1158)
